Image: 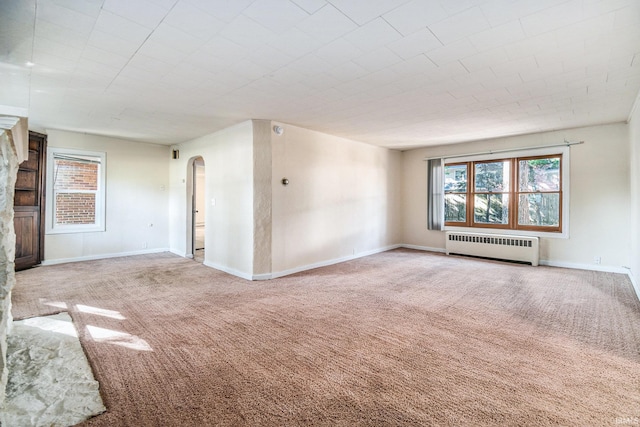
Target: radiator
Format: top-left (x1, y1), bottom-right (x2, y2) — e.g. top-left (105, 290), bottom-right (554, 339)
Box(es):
top-left (445, 232), bottom-right (539, 266)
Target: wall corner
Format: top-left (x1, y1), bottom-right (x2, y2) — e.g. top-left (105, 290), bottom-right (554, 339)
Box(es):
top-left (252, 120), bottom-right (273, 276)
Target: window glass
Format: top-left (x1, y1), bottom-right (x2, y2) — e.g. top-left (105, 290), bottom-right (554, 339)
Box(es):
top-left (47, 148), bottom-right (106, 234)
top-left (518, 194), bottom-right (560, 227)
top-left (474, 161), bottom-right (510, 192)
top-left (440, 152), bottom-right (564, 233)
top-left (444, 164), bottom-right (468, 223)
top-left (53, 156), bottom-right (100, 225)
top-left (444, 164), bottom-right (467, 192)
top-left (474, 194), bottom-right (509, 224)
top-left (519, 157), bottom-right (560, 192)
top-left (445, 194), bottom-right (466, 222)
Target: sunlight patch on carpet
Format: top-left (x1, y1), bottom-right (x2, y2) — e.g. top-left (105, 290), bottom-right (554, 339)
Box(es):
top-left (1, 312), bottom-right (106, 426)
top-left (86, 325), bottom-right (152, 351)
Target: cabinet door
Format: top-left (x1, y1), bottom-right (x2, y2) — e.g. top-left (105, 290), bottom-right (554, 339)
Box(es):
top-left (14, 207), bottom-right (39, 270)
top-left (14, 132), bottom-right (46, 271)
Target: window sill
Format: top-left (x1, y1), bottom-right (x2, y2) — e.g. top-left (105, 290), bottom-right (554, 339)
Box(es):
top-left (46, 225), bottom-right (105, 235)
top-left (443, 225), bottom-right (568, 239)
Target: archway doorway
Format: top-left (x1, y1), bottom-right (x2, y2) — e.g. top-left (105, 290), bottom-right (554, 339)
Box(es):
top-left (188, 157), bottom-right (205, 263)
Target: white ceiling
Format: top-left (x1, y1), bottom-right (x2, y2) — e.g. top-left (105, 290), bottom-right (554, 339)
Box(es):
top-left (1, 0), bottom-right (639, 149)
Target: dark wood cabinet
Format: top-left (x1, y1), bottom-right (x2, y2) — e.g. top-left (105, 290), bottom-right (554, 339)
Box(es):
top-left (14, 131), bottom-right (46, 271)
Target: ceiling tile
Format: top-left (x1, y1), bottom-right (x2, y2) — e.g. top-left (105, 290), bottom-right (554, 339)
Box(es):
top-left (34, 19), bottom-right (88, 50)
top-left (47, 0), bottom-right (103, 17)
top-left (126, 53), bottom-right (171, 75)
top-left (491, 56), bottom-right (537, 78)
top-left (460, 48), bottom-right (509, 72)
top-left (135, 36), bottom-right (188, 65)
top-left (613, 3), bottom-right (640, 27)
top-left (290, 0), bottom-right (327, 14)
top-left (428, 6), bottom-right (490, 45)
top-left (388, 54), bottom-right (438, 77)
top-left (519, 0), bottom-right (586, 37)
top-left (324, 61), bottom-right (369, 81)
top-left (503, 32), bottom-right (557, 61)
top-left (74, 58), bottom-right (120, 80)
top-left (468, 21), bottom-right (525, 52)
top-left (344, 17), bottom-right (402, 52)
top-left (87, 30), bottom-right (141, 58)
top-left (82, 46), bottom-right (131, 69)
top-left (16, 0), bottom-right (640, 148)
top-left (33, 36), bottom-right (83, 62)
top-left (382, 0), bottom-right (448, 36)
top-left (143, 22), bottom-right (204, 55)
top-left (251, 46), bottom-right (295, 72)
top-left (386, 28), bottom-right (442, 60)
top-left (315, 39), bottom-right (363, 65)
top-left (242, 0), bottom-right (310, 34)
top-left (287, 54), bottom-right (332, 76)
top-left (231, 58), bottom-right (274, 80)
top-left (36, 0), bottom-right (96, 34)
top-left (219, 14), bottom-right (277, 49)
top-left (328, 0), bottom-right (411, 25)
top-left (182, 0), bottom-right (255, 23)
top-left (94, 10), bottom-right (152, 45)
top-left (426, 39), bottom-right (478, 67)
top-left (479, 0), bottom-right (559, 27)
top-left (296, 3), bottom-right (358, 44)
top-left (163, 2), bottom-right (226, 40)
top-left (269, 27), bottom-right (325, 57)
top-left (197, 37), bottom-right (248, 65)
top-left (31, 51), bottom-right (77, 73)
top-left (352, 47), bottom-right (402, 72)
top-left (102, 0), bottom-right (171, 29)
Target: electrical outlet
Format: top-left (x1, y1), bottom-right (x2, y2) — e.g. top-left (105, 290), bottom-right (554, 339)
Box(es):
top-left (143, 242), bottom-right (147, 249)
top-left (594, 256), bottom-right (601, 264)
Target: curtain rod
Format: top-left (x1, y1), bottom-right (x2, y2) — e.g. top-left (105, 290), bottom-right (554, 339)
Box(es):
top-left (422, 140), bottom-right (584, 161)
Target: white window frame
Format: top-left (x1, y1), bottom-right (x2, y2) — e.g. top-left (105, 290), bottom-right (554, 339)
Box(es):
top-left (46, 147), bottom-right (106, 234)
top-left (443, 146), bottom-right (570, 239)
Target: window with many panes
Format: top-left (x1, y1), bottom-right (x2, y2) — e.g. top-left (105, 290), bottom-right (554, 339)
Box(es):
top-left (444, 154), bottom-right (562, 232)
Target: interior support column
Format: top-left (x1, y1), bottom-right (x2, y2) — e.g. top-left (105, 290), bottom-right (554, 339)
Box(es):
top-left (0, 130), bottom-right (19, 404)
top-left (252, 120), bottom-right (273, 278)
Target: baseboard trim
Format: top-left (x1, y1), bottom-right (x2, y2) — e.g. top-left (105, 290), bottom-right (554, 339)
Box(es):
top-left (539, 260), bottom-right (629, 274)
top-left (267, 244), bottom-right (403, 280)
top-left (170, 249), bottom-right (187, 258)
top-left (202, 260), bottom-right (253, 281)
top-left (401, 244), bottom-right (446, 253)
top-left (40, 246), bottom-right (640, 299)
top-left (42, 248), bottom-right (171, 266)
top-left (628, 270), bottom-right (640, 302)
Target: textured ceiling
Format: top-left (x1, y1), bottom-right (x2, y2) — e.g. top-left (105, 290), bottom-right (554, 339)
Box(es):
top-left (2, 0), bottom-right (640, 149)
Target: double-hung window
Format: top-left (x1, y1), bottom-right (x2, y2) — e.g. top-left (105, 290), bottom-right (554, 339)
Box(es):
top-left (46, 148), bottom-right (106, 233)
top-left (443, 152), bottom-right (564, 233)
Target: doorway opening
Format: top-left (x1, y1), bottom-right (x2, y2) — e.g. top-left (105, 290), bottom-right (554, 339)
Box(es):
top-left (187, 156), bottom-right (205, 263)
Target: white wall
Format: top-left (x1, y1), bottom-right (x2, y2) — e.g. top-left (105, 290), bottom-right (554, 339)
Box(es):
top-left (402, 123), bottom-right (631, 272)
top-left (44, 130), bottom-right (170, 263)
top-left (169, 121), bottom-right (254, 278)
top-left (629, 100), bottom-right (640, 294)
top-left (271, 122), bottom-right (403, 275)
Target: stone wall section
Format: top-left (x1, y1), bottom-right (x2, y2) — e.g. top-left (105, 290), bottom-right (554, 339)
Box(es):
top-left (0, 130), bottom-right (19, 404)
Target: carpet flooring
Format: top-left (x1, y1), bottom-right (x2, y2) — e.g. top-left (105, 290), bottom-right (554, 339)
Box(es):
top-left (12, 249), bottom-right (640, 426)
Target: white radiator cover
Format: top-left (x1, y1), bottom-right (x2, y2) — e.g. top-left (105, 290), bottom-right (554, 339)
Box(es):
top-left (445, 232), bottom-right (539, 266)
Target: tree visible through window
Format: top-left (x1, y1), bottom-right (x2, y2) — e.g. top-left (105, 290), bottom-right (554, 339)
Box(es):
top-left (444, 154), bottom-right (562, 232)
top-left (518, 157), bottom-right (561, 228)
